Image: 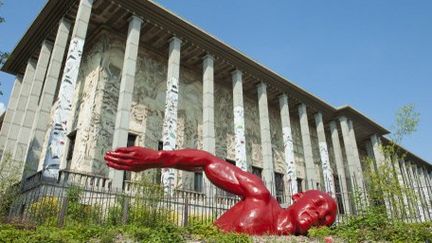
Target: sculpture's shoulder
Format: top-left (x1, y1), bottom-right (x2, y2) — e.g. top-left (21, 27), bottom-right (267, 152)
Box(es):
top-left (216, 197), bottom-right (282, 235)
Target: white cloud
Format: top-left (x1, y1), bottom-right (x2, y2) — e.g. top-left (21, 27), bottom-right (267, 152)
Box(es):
top-left (0, 103), bottom-right (5, 115)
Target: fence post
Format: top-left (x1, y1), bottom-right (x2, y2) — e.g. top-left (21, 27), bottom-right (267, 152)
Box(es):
top-left (183, 196), bottom-right (189, 227)
top-left (121, 195), bottom-right (129, 224)
top-left (57, 196), bottom-right (68, 227)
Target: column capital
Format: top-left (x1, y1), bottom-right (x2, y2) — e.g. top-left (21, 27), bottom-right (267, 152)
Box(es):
top-left (41, 39), bottom-right (54, 48)
top-left (28, 58), bottom-right (38, 66)
top-left (128, 15), bottom-right (144, 24)
top-left (314, 111), bottom-right (324, 120)
top-left (202, 54), bottom-right (214, 62)
top-left (231, 69), bottom-right (242, 78)
top-left (169, 36), bottom-right (182, 45)
top-left (59, 17), bottom-right (72, 27)
top-left (278, 93), bottom-right (288, 100)
top-left (278, 93), bottom-right (288, 107)
top-left (329, 120), bottom-right (337, 129)
top-left (256, 81), bottom-right (267, 91)
top-left (370, 133), bottom-right (380, 140)
top-left (298, 102), bottom-right (307, 112)
top-left (338, 115), bottom-right (348, 122)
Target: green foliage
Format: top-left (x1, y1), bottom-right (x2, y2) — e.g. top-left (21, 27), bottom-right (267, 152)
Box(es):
top-left (65, 186), bottom-right (101, 225)
top-left (186, 220), bottom-right (251, 243)
top-left (0, 152), bottom-right (20, 221)
top-left (0, 0), bottom-right (7, 70)
top-left (0, 51), bottom-right (7, 68)
top-left (308, 226), bottom-right (332, 238)
top-left (28, 197), bottom-right (60, 226)
top-left (309, 211), bottom-right (432, 242)
top-left (0, 218), bottom-right (253, 242)
top-left (0, 0), bottom-right (4, 24)
top-left (392, 104), bottom-right (420, 143)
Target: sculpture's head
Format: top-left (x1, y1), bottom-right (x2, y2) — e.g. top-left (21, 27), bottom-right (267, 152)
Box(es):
top-left (287, 190), bottom-right (337, 235)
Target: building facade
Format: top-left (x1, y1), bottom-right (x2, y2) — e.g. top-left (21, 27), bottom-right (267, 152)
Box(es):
top-left (0, 0), bottom-right (431, 216)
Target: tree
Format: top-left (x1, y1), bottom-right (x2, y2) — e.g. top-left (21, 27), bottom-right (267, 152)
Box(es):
top-left (363, 104), bottom-right (421, 219)
top-left (0, 0), bottom-right (8, 68)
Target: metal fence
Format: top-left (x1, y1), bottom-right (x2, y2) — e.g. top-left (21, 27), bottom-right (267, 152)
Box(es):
top-left (8, 170), bottom-right (239, 227)
top-left (6, 169), bottom-right (432, 227)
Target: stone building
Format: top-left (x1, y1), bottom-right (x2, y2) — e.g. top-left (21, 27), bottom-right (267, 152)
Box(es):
top-left (0, 0), bottom-right (431, 215)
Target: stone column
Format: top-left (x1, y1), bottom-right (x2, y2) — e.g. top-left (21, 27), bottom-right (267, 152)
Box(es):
top-left (339, 117), bottom-right (365, 190)
top-left (370, 134), bottom-right (386, 167)
top-left (2, 60), bottom-right (36, 162)
top-left (418, 166), bottom-right (432, 218)
top-left (24, 18), bottom-right (72, 174)
top-left (407, 162), bottom-right (425, 221)
top-left (329, 121), bottom-right (351, 214)
top-left (279, 94), bottom-right (297, 198)
top-left (43, 0), bottom-right (94, 176)
top-left (314, 112), bottom-right (335, 196)
top-left (257, 82), bottom-right (275, 194)
top-left (339, 117), bottom-right (367, 212)
top-left (370, 134), bottom-right (394, 216)
top-left (109, 16), bottom-right (143, 189)
top-left (424, 168), bottom-right (432, 218)
top-left (399, 158), bottom-right (417, 222)
top-left (161, 36), bottom-right (182, 193)
top-left (365, 140), bottom-right (377, 172)
top-left (202, 54), bottom-right (215, 194)
top-left (414, 166), bottom-right (431, 221)
top-left (423, 168), bottom-right (432, 202)
top-left (0, 75), bottom-right (23, 156)
top-left (392, 157), bottom-right (410, 219)
top-left (348, 120), bottom-right (365, 187)
top-left (298, 103), bottom-right (318, 189)
top-left (14, 40), bottom-right (53, 178)
top-left (232, 70), bottom-right (248, 172)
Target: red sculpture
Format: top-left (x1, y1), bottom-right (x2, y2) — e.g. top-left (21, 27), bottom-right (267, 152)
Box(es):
top-left (105, 147), bottom-right (337, 235)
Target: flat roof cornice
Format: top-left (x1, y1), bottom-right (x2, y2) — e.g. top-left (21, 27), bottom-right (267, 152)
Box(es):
top-left (120, 0), bottom-right (338, 116)
top-left (1, 0), bottom-right (76, 75)
top-left (336, 106), bottom-right (390, 135)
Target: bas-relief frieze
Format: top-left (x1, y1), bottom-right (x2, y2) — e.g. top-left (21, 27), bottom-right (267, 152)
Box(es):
top-left (70, 39), bottom-right (106, 174)
top-left (290, 117), bottom-right (306, 179)
top-left (244, 96), bottom-right (262, 169)
top-left (214, 84), bottom-right (235, 160)
top-left (177, 68), bottom-right (204, 190)
top-left (310, 123), bottom-right (324, 185)
top-left (268, 108), bottom-right (285, 174)
top-left (71, 37), bottom-right (121, 176)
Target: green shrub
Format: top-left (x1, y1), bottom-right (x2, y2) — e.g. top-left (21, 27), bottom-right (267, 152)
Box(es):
top-left (127, 200), bottom-right (178, 227)
top-left (308, 226), bottom-right (332, 238)
top-left (186, 220), bottom-right (251, 243)
top-left (309, 207), bottom-right (432, 242)
top-left (64, 186), bottom-right (102, 225)
top-left (28, 196), bottom-right (60, 225)
top-left (0, 220), bottom-right (253, 243)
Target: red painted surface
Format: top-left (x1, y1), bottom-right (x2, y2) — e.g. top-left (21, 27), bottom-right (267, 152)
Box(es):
top-left (105, 147), bottom-right (337, 235)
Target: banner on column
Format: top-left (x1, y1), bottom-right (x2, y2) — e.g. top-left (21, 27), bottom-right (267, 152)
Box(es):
top-left (43, 37), bottom-right (84, 179)
top-left (234, 105), bottom-right (247, 172)
top-left (161, 76), bottom-right (179, 193)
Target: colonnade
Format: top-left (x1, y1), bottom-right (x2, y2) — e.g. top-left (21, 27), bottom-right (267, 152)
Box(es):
top-left (0, 0), bottom-right (431, 220)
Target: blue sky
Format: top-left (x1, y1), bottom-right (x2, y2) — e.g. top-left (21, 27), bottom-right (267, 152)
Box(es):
top-left (0, 0), bottom-right (431, 162)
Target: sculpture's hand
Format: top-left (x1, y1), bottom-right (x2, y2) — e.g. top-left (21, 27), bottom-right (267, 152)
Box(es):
top-left (104, 146), bottom-right (160, 172)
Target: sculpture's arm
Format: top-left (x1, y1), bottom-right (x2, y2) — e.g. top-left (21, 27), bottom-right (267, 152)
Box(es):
top-left (105, 147), bottom-right (271, 200)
